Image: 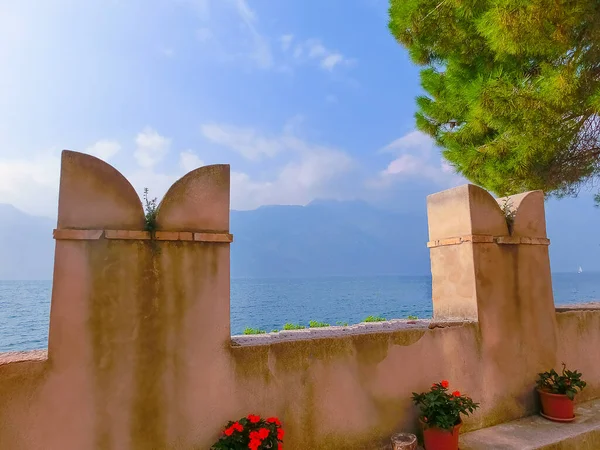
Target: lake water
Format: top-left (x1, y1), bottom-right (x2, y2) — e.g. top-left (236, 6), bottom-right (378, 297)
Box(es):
top-left (0, 273), bottom-right (598, 352)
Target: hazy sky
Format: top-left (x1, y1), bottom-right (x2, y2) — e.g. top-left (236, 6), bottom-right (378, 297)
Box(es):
top-left (0, 0), bottom-right (598, 272)
top-left (0, 0), bottom-right (468, 217)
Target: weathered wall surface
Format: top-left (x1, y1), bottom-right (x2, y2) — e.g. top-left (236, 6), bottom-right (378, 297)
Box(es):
top-left (0, 151), bottom-right (598, 450)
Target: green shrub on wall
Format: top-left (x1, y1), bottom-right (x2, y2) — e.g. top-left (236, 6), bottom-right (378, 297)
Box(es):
top-left (243, 328), bottom-right (266, 335)
top-left (363, 315), bottom-right (386, 323)
top-left (283, 323), bottom-right (305, 330)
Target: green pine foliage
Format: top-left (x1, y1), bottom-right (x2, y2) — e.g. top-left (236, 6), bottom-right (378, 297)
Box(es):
top-left (389, 0), bottom-right (600, 201)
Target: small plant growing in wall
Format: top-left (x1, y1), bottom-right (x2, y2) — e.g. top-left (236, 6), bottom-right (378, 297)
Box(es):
top-left (500, 197), bottom-right (516, 234)
top-left (283, 323), bottom-right (305, 330)
top-left (211, 414), bottom-right (284, 450)
top-left (309, 320), bottom-right (330, 328)
top-left (363, 315), bottom-right (386, 323)
top-left (336, 321), bottom-right (349, 327)
top-left (243, 328), bottom-right (267, 335)
top-left (143, 188), bottom-right (158, 233)
top-left (407, 315), bottom-right (418, 320)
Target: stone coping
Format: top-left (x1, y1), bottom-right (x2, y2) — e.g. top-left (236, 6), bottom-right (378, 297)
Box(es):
top-left (0, 350), bottom-right (48, 367)
top-left (53, 229), bottom-right (233, 243)
top-left (460, 398), bottom-right (600, 449)
top-left (231, 319), bottom-right (474, 347)
top-left (0, 320), bottom-right (473, 362)
top-left (556, 302), bottom-right (600, 312)
top-left (427, 234), bottom-right (550, 248)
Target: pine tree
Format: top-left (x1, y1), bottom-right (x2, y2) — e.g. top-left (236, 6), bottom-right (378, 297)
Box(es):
top-left (389, 0), bottom-right (600, 202)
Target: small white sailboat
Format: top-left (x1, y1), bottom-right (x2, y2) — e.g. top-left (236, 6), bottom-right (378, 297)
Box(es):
top-left (578, 266), bottom-right (583, 274)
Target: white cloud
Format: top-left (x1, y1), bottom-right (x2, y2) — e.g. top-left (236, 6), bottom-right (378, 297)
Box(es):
top-left (280, 34), bottom-right (294, 51)
top-left (321, 54), bottom-right (345, 71)
top-left (134, 127), bottom-right (171, 168)
top-left (0, 127), bottom-right (173, 217)
top-left (158, 46), bottom-right (175, 57)
top-left (85, 139), bottom-right (121, 161)
top-left (200, 123), bottom-right (285, 160)
top-left (0, 127), bottom-right (462, 218)
top-left (382, 130), bottom-right (435, 155)
top-left (371, 131), bottom-right (463, 188)
top-left (183, 2), bottom-right (354, 74)
top-left (286, 38), bottom-right (356, 72)
top-left (0, 149), bottom-right (60, 217)
top-left (232, 0), bottom-right (272, 69)
top-left (230, 149), bottom-right (354, 210)
top-left (189, 0), bottom-right (272, 69)
top-left (179, 150), bottom-right (204, 172)
top-left (126, 169), bottom-right (178, 206)
top-left (196, 27), bottom-right (213, 43)
top-left (181, 0), bottom-right (211, 20)
top-left (198, 118), bottom-right (355, 208)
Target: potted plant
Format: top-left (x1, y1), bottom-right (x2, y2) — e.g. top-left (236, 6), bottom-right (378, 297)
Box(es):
top-left (536, 363), bottom-right (586, 422)
top-left (412, 380), bottom-right (479, 450)
top-left (211, 414), bottom-right (284, 450)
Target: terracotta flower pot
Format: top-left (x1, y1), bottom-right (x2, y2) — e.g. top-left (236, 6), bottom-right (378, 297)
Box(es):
top-left (538, 389), bottom-right (575, 421)
top-left (420, 419), bottom-right (461, 450)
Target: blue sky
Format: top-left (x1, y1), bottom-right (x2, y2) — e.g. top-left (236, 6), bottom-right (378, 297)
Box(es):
top-left (0, 0), bottom-right (464, 217)
top-left (0, 0), bottom-right (599, 273)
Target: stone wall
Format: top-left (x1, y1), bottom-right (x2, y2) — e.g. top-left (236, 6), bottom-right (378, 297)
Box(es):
top-left (0, 151), bottom-right (598, 449)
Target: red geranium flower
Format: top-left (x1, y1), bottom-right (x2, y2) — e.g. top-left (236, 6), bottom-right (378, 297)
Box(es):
top-left (441, 380), bottom-right (449, 388)
top-left (249, 431), bottom-right (261, 440)
top-left (224, 426), bottom-right (234, 437)
top-left (266, 417), bottom-right (281, 426)
top-left (249, 438), bottom-right (261, 450)
top-left (277, 428), bottom-right (285, 440)
top-left (247, 414), bottom-right (261, 424)
top-left (278, 443), bottom-right (283, 450)
top-left (452, 391), bottom-right (461, 397)
top-left (258, 428), bottom-right (270, 439)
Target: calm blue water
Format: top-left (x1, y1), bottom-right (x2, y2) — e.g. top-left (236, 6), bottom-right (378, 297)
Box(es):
top-left (0, 273), bottom-right (598, 352)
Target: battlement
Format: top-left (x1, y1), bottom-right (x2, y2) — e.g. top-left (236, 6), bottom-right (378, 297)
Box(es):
top-left (0, 151), bottom-right (598, 449)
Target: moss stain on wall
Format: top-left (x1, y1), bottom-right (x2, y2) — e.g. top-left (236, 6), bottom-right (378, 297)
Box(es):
top-left (130, 240), bottom-right (168, 449)
top-left (89, 240), bottom-right (130, 450)
top-left (228, 328), bottom-right (430, 449)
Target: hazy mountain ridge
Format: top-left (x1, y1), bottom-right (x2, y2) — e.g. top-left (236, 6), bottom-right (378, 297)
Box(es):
top-left (230, 199), bottom-right (429, 278)
top-left (0, 197), bottom-right (598, 280)
top-left (0, 204), bottom-right (56, 280)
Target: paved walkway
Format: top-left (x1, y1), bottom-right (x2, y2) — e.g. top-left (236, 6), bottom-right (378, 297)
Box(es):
top-left (460, 398), bottom-right (600, 449)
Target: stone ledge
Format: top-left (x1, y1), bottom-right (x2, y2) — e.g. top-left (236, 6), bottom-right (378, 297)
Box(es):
top-left (427, 234), bottom-right (550, 248)
top-left (231, 319), bottom-right (473, 347)
top-left (460, 398), bottom-right (600, 450)
top-left (0, 350), bottom-right (48, 367)
top-left (556, 303), bottom-right (600, 313)
top-left (53, 229), bottom-right (233, 242)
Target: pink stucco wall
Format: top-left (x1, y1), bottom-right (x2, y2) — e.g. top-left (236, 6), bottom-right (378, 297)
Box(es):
top-left (0, 151), bottom-right (598, 449)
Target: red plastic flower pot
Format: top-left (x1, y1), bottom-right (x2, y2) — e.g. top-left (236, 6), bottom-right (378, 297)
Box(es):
top-left (420, 420), bottom-right (461, 450)
top-left (538, 389), bottom-right (575, 421)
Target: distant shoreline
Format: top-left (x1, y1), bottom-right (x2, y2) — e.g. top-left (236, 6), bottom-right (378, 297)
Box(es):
top-left (0, 271), bottom-right (598, 283)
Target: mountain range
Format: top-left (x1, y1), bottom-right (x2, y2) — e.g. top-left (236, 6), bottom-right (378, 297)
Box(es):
top-left (0, 195), bottom-right (598, 280)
